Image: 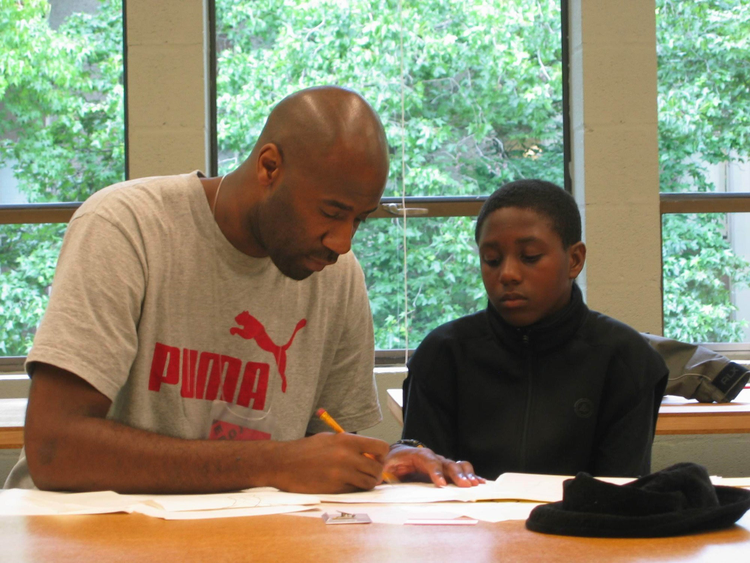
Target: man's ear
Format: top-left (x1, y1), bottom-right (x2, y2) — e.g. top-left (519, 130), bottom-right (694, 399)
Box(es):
top-left (568, 241), bottom-right (586, 279)
top-left (256, 143), bottom-right (282, 189)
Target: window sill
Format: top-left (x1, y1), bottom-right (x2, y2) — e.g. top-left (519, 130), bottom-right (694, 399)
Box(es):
top-left (657, 388), bottom-right (750, 434)
top-left (0, 398), bottom-right (26, 449)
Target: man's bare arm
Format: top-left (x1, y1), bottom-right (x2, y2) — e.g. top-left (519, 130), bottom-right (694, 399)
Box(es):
top-left (24, 363), bottom-right (389, 494)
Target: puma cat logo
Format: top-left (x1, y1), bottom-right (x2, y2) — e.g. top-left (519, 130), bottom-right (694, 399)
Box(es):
top-left (230, 311), bottom-right (307, 392)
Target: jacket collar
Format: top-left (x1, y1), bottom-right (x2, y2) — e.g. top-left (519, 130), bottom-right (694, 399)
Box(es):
top-left (486, 283), bottom-right (588, 353)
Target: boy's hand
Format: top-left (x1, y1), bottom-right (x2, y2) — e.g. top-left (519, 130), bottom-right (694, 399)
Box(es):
top-left (384, 444), bottom-right (485, 487)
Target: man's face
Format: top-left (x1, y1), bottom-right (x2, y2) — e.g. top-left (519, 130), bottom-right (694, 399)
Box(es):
top-left (255, 160), bottom-right (386, 280)
top-left (477, 206), bottom-right (583, 327)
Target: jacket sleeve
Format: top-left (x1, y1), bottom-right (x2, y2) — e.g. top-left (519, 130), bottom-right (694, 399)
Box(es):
top-left (592, 341), bottom-right (669, 477)
top-left (401, 330), bottom-right (459, 460)
top-left (641, 332), bottom-right (749, 403)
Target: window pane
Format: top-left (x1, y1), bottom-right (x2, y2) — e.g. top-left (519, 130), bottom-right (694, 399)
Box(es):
top-left (0, 0), bottom-right (124, 205)
top-left (354, 216), bottom-right (484, 349)
top-left (215, 0), bottom-right (563, 196)
top-left (0, 1), bottom-right (123, 358)
top-left (657, 2), bottom-right (750, 343)
top-left (0, 223), bottom-right (66, 356)
top-left (657, 1), bottom-right (750, 194)
top-left (662, 213), bottom-right (750, 343)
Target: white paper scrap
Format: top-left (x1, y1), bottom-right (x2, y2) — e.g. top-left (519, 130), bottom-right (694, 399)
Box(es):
top-left (0, 489), bottom-right (148, 516)
top-left (132, 504), bottom-right (316, 520)
top-left (146, 489), bottom-right (319, 512)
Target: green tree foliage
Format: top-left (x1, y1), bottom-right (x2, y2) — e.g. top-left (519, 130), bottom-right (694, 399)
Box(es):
top-left (657, 0), bottom-right (750, 341)
top-left (0, 0), bottom-right (123, 202)
top-left (0, 0), bottom-right (123, 354)
top-left (217, 0), bottom-right (564, 190)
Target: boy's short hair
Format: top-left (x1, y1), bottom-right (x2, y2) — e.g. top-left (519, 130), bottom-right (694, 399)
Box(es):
top-left (475, 179), bottom-right (582, 248)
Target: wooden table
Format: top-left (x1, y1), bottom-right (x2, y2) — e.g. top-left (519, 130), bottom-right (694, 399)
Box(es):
top-left (1, 511), bottom-right (748, 562)
top-left (387, 388), bottom-right (750, 435)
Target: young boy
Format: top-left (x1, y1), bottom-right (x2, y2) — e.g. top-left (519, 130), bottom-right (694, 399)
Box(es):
top-left (401, 179), bottom-right (669, 480)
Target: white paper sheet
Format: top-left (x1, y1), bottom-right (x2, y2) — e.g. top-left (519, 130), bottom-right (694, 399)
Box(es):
top-left (491, 472), bottom-right (634, 503)
top-left (133, 504), bottom-right (317, 520)
top-left (145, 488), bottom-right (319, 512)
top-left (454, 501), bottom-right (542, 523)
top-left (713, 477), bottom-right (750, 488)
top-left (0, 489), bottom-right (149, 516)
top-left (316, 481), bottom-right (503, 504)
top-left (315, 473), bottom-right (633, 505)
top-left (7, 471), bottom-right (742, 523)
top-left (0, 488), bottom-right (318, 517)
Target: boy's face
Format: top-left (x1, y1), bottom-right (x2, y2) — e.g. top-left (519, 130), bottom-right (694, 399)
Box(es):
top-left (477, 206), bottom-right (586, 327)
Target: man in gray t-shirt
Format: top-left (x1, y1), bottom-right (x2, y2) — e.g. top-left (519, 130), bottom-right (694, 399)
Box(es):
top-left (10, 86), bottom-right (481, 494)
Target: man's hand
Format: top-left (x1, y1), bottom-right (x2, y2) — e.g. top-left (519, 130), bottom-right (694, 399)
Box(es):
top-left (384, 444), bottom-right (485, 488)
top-left (269, 432), bottom-right (391, 494)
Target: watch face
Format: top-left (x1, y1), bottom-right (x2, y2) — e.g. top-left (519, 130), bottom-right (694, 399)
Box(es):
top-left (396, 439), bottom-right (425, 448)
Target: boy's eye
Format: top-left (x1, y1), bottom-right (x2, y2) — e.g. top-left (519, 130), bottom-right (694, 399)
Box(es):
top-left (522, 254), bottom-right (542, 264)
top-left (321, 209), bottom-right (341, 220)
top-left (482, 256), bottom-right (501, 268)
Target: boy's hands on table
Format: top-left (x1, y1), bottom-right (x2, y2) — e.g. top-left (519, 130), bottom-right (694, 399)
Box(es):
top-left (384, 444), bottom-right (485, 487)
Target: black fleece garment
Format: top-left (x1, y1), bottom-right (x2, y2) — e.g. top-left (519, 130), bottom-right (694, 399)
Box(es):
top-left (402, 284), bottom-right (669, 480)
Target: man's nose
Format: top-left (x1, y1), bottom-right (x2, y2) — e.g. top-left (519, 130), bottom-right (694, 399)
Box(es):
top-left (323, 221), bottom-right (354, 256)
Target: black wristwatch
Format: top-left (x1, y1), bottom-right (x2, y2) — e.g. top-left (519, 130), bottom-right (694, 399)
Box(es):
top-left (391, 438), bottom-right (426, 449)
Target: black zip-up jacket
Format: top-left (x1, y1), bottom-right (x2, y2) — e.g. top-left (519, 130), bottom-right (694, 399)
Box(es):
top-left (402, 284), bottom-right (669, 480)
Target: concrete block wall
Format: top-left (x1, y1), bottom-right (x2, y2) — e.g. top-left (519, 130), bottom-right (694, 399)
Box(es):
top-left (569, 0), bottom-right (663, 336)
top-left (125, 0), bottom-right (211, 179)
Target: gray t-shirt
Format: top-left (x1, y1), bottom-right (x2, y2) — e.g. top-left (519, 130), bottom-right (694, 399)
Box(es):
top-left (6, 172), bottom-right (380, 488)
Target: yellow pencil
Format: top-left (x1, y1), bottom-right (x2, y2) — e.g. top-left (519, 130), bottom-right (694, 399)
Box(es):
top-left (315, 408), bottom-right (397, 483)
top-left (316, 407), bottom-right (346, 433)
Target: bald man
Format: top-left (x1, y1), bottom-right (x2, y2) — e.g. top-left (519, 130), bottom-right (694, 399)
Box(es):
top-left (7, 86), bottom-right (481, 494)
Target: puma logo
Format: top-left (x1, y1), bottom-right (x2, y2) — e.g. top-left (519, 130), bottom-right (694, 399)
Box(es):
top-left (229, 311), bottom-right (307, 392)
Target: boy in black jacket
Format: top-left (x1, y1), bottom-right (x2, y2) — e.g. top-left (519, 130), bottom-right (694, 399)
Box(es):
top-left (401, 179), bottom-right (669, 480)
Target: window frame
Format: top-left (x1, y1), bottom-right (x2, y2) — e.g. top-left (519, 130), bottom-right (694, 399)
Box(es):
top-left (4, 0), bottom-right (750, 374)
